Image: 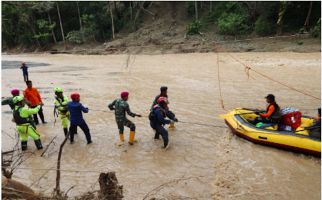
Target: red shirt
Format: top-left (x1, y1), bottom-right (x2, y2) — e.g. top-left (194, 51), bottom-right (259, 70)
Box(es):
top-left (24, 87), bottom-right (42, 107)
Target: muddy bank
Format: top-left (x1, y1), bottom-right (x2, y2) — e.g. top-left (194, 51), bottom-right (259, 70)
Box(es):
top-left (1, 52), bottom-right (321, 199)
top-left (3, 35), bottom-right (321, 55)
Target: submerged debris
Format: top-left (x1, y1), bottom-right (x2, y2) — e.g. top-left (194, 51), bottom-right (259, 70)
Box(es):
top-left (98, 172), bottom-right (123, 200)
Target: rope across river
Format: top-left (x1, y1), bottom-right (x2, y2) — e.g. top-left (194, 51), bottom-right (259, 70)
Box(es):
top-left (42, 104), bottom-right (228, 129)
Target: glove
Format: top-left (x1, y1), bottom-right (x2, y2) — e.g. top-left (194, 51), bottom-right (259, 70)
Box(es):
top-left (173, 118), bottom-right (178, 122)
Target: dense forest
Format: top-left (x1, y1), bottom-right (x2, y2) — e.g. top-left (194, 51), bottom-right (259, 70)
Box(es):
top-left (2, 1), bottom-right (321, 49)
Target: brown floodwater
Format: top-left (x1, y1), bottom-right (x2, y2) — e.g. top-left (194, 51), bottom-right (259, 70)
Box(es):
top-left (1, 52), bottom-right (321, 199)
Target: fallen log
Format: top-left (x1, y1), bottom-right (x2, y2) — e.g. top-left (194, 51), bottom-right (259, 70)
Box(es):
top-left (2, 175), bottom-right (37, 200)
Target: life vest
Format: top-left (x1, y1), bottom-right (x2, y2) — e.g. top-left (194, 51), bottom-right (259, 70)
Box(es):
top-left (55, 96), bottom-right (68, 114)
top-left (13, 107), bottom-right (32, 125)
top-left (267, 103), bottom-right (281, 122)
top-left (149, 105), bottom-right (166, 121)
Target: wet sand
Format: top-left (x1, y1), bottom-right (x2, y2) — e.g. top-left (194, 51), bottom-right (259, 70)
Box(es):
top-left (1, 52), bottom-right (321, 199)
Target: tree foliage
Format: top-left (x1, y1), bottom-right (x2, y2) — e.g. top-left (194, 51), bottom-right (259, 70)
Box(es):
top-left (1, 1), bottom-right (321, 48)
top-left (217, 12), bottom-right (250, 36)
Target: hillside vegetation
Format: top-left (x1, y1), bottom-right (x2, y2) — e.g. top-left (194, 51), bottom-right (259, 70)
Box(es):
top-left (2, 1), bottom-right (321, 53)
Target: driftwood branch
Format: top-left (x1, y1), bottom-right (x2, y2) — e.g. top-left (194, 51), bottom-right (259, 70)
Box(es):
top-left (54, 133), bottom-right (70, 196)
top-left (41, 136), bottom-right (57, 157)
top-left (142, 176), bottom-right (204, 200)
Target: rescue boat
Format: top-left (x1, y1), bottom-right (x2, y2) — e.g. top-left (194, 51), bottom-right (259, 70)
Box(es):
top-left (223, 108), bottom-right (321, 157)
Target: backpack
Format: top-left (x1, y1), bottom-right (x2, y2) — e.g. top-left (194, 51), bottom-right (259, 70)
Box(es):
top-left (149, 110), bottom-right (155, 121)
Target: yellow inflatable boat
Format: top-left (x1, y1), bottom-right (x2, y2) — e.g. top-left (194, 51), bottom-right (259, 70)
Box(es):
top-left (224, 108), bottom-right (321, 157)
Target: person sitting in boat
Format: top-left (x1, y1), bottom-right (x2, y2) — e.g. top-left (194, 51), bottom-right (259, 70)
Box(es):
top-left (251, 94), bottom-right (281, 127)
top-left (305, 108), bottom-right (321, 140)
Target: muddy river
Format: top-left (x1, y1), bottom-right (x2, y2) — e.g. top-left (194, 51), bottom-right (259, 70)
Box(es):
top-left (1, 52), bottom-right (321, 199)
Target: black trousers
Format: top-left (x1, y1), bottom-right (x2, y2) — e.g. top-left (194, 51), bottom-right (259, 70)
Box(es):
top-left (32, 106), bottom-right (45, 124)
top-left (23, 73), bottom-right (29, 82)
top-left (154, 125), bottom-right (169, 147)
top-left (69, 122), bottom-right (91, 143)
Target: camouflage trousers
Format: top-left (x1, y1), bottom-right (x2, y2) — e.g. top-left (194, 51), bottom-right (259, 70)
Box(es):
top-left (116, 118), bottom-right (136, 134)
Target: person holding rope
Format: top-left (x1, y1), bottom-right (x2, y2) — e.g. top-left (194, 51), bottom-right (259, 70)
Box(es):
top-left (67, 93), bottom-right (92, 144)
top-left (2, 89), bottom-right (20, 110)
top-left (12, 96), bottom-right (43, 151)
top-left (149, 97), bottom-right (174, 149)
top-left (251, 94), bottom-right (281, 127)
top-left (24, 80), bottom-right (47, 125)
top-left (151, 86), bottom-right (178, 128)
top-left (54, 87), bottom-right (70, 137)
top-left (108, 91), bottom-right (142, 146)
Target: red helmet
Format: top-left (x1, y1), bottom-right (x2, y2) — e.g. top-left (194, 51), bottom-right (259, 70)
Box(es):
top-left (11, 89), bottom-right (20, 96)
top-left (71, 93), bottom-right (80, 101)
top-left (157, 96), bottom-right (168, 104)
top-left (121, 91), bottom-right (129, 99)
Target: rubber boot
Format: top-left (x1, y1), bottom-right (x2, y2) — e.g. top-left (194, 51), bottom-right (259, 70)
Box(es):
top-left (128, 131), bottom-right (137, 145)
top-left (118, 133), bottom-right (125, 146)
top-left (21, 141), bottom-right (28, 151)
top-left (34, 139), bottom-right (43, 150)
top-left (169, 122), bottom-right (175, 129)
top-left (63, 128), bottom-right (68, 137)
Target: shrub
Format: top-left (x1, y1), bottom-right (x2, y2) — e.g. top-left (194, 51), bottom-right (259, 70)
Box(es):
top-left (255, 17), bottom-right (275, 36)
top-left (186, 20), bottom-right (202, 35)
top-left (66, 14), bottom-right (98, 44)
top-left (66, 31), bottom-right (84, 44)
top-left (217, 13), bottom-right (250, 36)
top-left (310, 18), bottom-right (321, 38)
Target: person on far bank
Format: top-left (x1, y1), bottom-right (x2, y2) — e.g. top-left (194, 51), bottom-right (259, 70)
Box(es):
top-left (67, 93), bottom-right (92, 144)
top-left (24, 80), bottom-right (47, 125)
top-left (20, 62), bottom-right (29, 82)
top-left (108, 91), bottom-right (142, 146)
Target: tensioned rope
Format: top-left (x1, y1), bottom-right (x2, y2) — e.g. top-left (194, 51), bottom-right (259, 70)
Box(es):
top-left (14, 167), bottom-right (107, 173)
top-left (216, 53), bottom-right (226, 111)
top-left (227, 53), bottom-right (321, 101)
